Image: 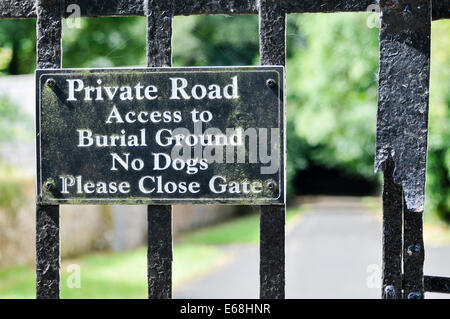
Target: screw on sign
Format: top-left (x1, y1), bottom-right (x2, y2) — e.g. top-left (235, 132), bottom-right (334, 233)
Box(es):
top-left (266, 78), bottom-right (277, 88)
top-left (45, 78), bottom-right (55, 89)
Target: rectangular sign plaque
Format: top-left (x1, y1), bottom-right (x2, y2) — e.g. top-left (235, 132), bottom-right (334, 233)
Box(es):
top-left (36, 67), bottom-right (285, 205)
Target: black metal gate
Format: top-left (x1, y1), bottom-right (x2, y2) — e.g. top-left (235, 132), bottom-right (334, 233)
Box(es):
top-left (1, 0), bottom-right (449, 299)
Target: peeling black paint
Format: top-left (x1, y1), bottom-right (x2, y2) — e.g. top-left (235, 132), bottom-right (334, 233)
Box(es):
top-left (377, 0), bottom-right (432, 300)
top-left (375, 0), bottom-right (431, 213)
top-left (432, 0), bottom-right (450, 20)
top-left (146, 0), bottom-right (172, 68)
top-left (381, 159), bottom-right (403, 299)
top-left (403, 207), bottom-right (425, 298)
top-left (36, 206), bottom-right (60, 299)
top-left (146, 0), bottom-right (173, 301)
top-left (259, 0), bottom-right (286, 300)
top-left (147, 205), bottom-right (172, 299)
top-left (36, 0), bottom-right (62, 69)
top-left (424, 276), bottom-right (450, 294)
top-left (2, 0), bottom-right (448, 20)
top-left (35, 0), bottom-right (62, 300)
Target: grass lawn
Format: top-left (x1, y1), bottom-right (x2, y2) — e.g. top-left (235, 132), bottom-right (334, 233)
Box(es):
top-left (178, 206), bottom-right (304, 245)
top-left (0, 243), bottom-right (226, 299)
top-left (0, 206), bottom-right (304, 299)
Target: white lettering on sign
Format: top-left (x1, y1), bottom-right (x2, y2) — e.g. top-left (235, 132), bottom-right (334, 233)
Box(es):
top-left (66, 77), bottom-right (239, 102)
top-left (209, 175), bottom-right (263, 194)
top-left (60, 175), bottom-right (130, 194)
top-left (169, 76), bottom-right (239, 100)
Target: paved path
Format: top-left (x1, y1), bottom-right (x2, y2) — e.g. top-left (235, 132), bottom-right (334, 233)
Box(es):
top-left (174, 197), bottom-right (450, 299)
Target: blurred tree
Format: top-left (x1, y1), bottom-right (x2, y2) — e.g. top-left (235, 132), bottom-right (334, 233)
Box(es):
top-left (173, 15), bottom-right (259, 66)
top-left (62, 17), bottom-right (146, 68)
top-left (426, 21), bottom-right (450, 222)
top-left (0, 19), bottom-right (36, 75)
top-left (173, 14), bottom-right (299, 66)
top-left (287, 13), bottom-right (379, 184)
top-left (287, 14), bottom-right (449, 221)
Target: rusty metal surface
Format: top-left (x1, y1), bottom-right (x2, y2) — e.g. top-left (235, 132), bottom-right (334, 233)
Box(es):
top-left (381, 159), bottom-right (403, 299)
top-left (146, 0), bottom-right (173, 301)
top-left (2, 0), bottom-right (448, 19)
top-left (35, 0), bottom-right (62, 300)
top-left (259, 0), bottom-right (286, 300)
top-left (375, 0), bottom-right (432, 213)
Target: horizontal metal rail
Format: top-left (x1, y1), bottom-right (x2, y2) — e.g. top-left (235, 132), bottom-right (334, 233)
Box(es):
top-left (1, 0), bottom-right (448, 20)
top-left (424, 276), bottom-right (450, 294)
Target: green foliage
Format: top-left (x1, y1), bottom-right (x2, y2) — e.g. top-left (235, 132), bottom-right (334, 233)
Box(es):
top-left (63, 17), bottom-right (147, 68)
top-left (180, 206), bottom-right (302, 245)
top-left (0, 20), bottom-right (34, 144)
top-left (0, 180), bottom-right (22, 215)
top-left (287, 13), bottom-right (379, 182)
top-left (0, 95), bottom-right (29, 214)
top-left (426, 21), bottom-right (450, 221)
top-left (0, 95), bottom-right (23, 142)
top-left (0, 166), bottom-right (27, 216)
top-left (173, 15), bottom-right (260, 66)
top-left (286, 119), bottom-right (310, 197)
top-left (0, 19), bottom-right (36, 75)
top-left (173, 15), bottom-right (297, 66)
top-left (286, 14), bottom-right (449, 221)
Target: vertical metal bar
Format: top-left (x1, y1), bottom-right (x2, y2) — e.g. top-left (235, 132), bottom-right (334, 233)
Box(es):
top-left (375, 1), bottom-right (432, 214)
top-left (146, 0), bottom-right (173, 67)
top-left (376, 0), bottom-right (431, 299)
top-left (259, 0), bottom-right (286, 67)
top-left (403, 204), bottom-right (425, 299)
top-left (145, 0), bottom-right (173, 299)
top-left (36, 0), bottom-right (63, 70)
top-left (381, 160), bottom-right (403, 299)
top-left (36, 205), bottom-right (60, 299)
top-left (259, 0), bottom-right (286, 299)
top-left (36, 0), bottom-right (63, 299)
top-left (401, 0), bottom-right (431, 300)
top-left (260, 206), bottom-right (285, 299)
top-left (147, 205), bottom-right (173, 299)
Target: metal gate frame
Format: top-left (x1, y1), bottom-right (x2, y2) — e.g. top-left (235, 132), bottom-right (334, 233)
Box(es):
top-left (1, 0), bottom-right (449, 299)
